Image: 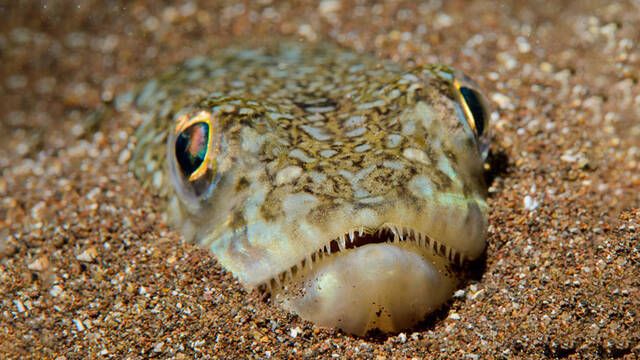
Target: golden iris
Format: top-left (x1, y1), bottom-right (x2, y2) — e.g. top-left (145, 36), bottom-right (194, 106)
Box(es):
top-left (453, 79), bottom-right (486, 137)
top-left (174, 111), bottom-right (214, 182)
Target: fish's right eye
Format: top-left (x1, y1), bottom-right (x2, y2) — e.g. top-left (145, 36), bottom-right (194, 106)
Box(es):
top-left (168, 110), bottom-right (221, 204)
top-left (175, 120), bottom-right (210, 181)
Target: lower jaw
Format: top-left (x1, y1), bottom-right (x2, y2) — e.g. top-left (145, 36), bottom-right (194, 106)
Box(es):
top-left (273, 242), bottom-right (457, 335)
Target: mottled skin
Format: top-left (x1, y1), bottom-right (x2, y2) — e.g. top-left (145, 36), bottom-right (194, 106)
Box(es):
top-left (126, 41), bottom-right (489, 334)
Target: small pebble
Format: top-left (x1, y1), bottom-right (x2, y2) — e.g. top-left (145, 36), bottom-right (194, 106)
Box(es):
top-left (290, 327), bottom-right (302, 338)
top-left (76, 247), bottom-right (98, 262)
top-left (27, 256), bottom-right (49, 271)
top-left (397, 333), bottom-right (407, 343)
top-left (14, 300), bottom-right (26, 313)
top-left (49, 285), bottom-right (63, 297)
top-left (72, 319), bottom-right (85, 332)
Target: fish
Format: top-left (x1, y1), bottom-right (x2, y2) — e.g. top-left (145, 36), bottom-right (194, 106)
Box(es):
top-left (126, 40), bottom-right (490, 335)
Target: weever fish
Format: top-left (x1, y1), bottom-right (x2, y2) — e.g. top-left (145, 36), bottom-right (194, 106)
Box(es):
top-left (124, 40), bottom-right (490, 335)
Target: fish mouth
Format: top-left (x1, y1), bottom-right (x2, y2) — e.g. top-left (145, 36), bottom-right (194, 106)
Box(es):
top-left (258, 223), bottom-right (469, 335)
top-left (258, 223), bottom-right (467, 293)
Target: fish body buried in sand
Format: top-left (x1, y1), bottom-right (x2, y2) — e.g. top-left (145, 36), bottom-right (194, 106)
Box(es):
top-left (128, 40), bottom-right (490, 335)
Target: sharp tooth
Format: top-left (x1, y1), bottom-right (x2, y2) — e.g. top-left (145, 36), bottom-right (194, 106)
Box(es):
top-left (325, 244), bottom-right (330, 254)
top-left (339, 236), bottom-right (346, 251)
top-left (348, 231), bottom-right (355, 244)
top-left (341, 234), bottom-right (347, 246)
top-left (391, 226), bottom-right (399, 242)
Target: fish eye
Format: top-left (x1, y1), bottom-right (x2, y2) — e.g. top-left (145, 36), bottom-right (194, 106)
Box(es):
top-left (458, 86), bottom-right (486, 137)
top-left (168, 110), bottom-right (220, 204)
top-left (454, 78), bottom-right (489, 138)
top-left (175, 120), bottom-right (210, 181)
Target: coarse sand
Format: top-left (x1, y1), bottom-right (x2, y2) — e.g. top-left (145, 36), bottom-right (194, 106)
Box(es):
top-left (1, 1), bottom-right (638, 358)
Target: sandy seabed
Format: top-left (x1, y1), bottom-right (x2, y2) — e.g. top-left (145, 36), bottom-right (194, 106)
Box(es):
top-left (1, 1), bottom-right (638, 358)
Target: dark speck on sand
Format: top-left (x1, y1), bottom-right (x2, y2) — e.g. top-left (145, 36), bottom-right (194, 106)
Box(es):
top-left (1, 1), bottom-right (638, 358)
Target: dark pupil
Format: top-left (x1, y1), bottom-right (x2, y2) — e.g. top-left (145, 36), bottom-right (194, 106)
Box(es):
top-left (175, 122), bottom-right (209, 179)
top-left (460, 86), bottom-right (485, 136)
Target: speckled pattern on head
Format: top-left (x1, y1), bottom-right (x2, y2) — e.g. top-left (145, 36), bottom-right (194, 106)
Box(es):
top-left (126, 40), bottom-right (489, 335)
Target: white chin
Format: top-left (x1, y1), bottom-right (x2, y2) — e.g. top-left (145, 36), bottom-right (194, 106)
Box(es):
top-left (274, 243), bottom-right (457, 335)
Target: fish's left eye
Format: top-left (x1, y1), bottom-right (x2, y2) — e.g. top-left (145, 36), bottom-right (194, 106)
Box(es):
top-left (453, 78), bottom-right (489, 139)
top-left (458, 86), bottom-right (486, 137)
top-left (449, 73), bottom-right (491, 160)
